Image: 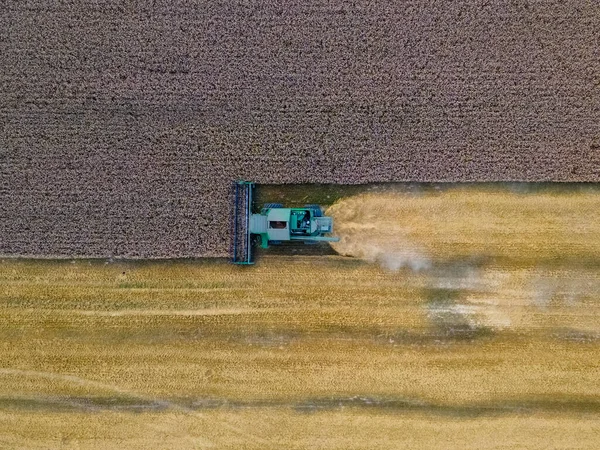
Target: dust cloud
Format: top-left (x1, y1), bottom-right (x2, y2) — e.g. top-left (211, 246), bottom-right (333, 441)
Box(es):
top-left (326, 188), bottom-right (600, 264)
top-left (326, 187), bottom-right (600, 332)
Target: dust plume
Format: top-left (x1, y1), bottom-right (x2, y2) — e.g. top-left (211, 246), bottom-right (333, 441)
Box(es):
top-left (326, 188), bottom-right (600, 265)
top-left (326, 187), bottom-right (600, 332)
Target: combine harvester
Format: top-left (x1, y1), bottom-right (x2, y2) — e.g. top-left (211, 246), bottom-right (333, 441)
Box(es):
top-left (232, 181), bottom-right (340, 264)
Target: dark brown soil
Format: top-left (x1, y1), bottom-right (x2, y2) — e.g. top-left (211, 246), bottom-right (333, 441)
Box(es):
top-left (1, 1), bottom-right (599, 257)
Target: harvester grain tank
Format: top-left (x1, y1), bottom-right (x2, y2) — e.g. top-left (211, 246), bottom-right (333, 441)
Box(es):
top-left (232, 181), bottom-right (340, 264)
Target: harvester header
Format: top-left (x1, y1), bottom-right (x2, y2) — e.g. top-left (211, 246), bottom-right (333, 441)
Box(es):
top-left (232, 180), bottom-right (340, 264)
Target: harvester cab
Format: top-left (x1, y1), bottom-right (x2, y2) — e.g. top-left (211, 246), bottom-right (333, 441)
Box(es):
top-left (232, 181), bottom-right (340, 264)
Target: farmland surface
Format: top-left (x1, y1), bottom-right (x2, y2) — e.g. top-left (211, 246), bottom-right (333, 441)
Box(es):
top-left (1, 1), bottom-right (600, 257)
top-left (1, 254), bottom-right (599, 449)
top-left (2, 187), bottom-right (600, 448)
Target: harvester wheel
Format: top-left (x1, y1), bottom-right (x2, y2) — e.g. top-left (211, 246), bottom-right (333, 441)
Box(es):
top-left (304, 204), bottom-right (322, 217)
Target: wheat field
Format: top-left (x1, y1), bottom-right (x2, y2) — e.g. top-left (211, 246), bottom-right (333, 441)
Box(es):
top-left (2, 1), bottom-right (599, 258)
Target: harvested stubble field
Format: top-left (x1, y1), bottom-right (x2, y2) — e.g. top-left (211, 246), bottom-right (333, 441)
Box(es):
top-left (1, 188), bottom-right (600, 449)
top-left (0, 257), bottom-right (599, 449)
top-left (1, 1), bottom-right (600, 258)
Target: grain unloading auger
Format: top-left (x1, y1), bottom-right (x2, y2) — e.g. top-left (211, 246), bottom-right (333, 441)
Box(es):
top-left (232, 180), bottom-right (340, 264)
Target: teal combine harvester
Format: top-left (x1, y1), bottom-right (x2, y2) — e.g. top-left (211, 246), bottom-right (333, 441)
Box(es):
top-left (232, 180), bottom-right (340, 264)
